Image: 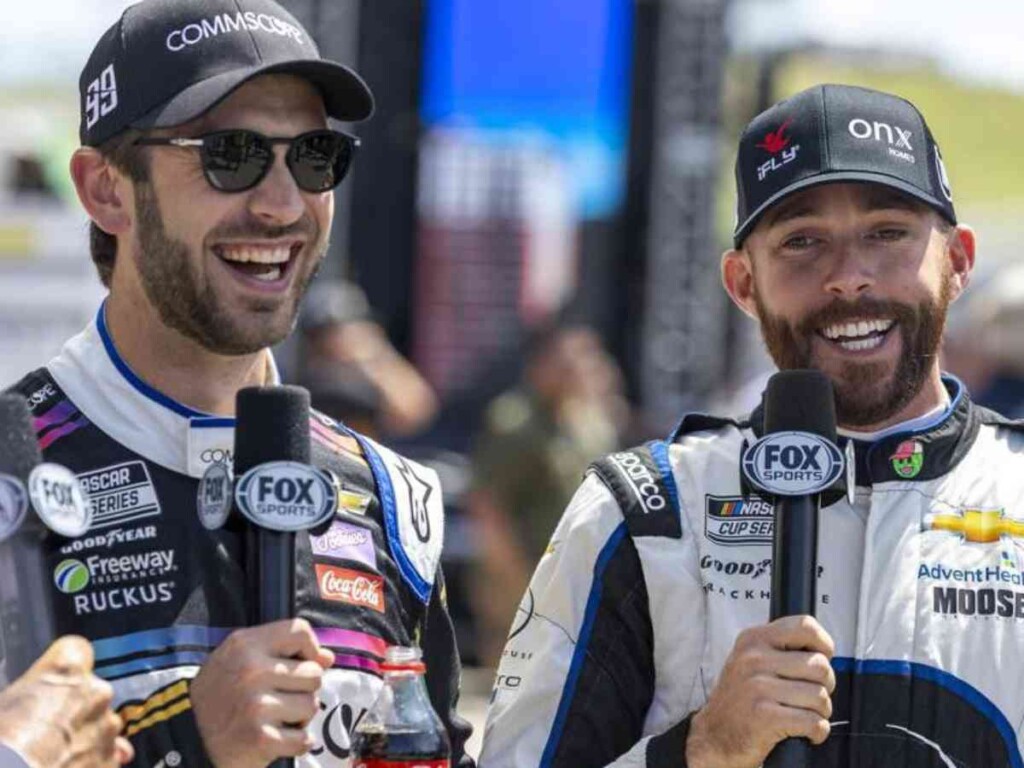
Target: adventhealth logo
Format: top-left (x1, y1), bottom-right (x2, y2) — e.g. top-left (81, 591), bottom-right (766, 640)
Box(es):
top-left (54, 559), bottom-right (90, 594)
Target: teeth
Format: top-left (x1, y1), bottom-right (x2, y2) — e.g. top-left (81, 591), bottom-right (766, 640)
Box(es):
top-left (837, 335), bottom-right (884, 351)
top-left (822, 318), bottom-right (893, 340)
top-left (251, 266), bottom-right (282, 282)
top-left (218, 246), bottom-right (291, 265)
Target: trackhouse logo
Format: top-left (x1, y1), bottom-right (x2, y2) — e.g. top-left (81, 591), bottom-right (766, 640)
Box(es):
top-left (165, 12), bottom-right (304, 52)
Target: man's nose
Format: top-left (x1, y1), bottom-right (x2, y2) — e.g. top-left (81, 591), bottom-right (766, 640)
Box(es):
top-left (247, 148), bottom-right (305, 225)
top-left (823, 242), bottom-right (875, 298)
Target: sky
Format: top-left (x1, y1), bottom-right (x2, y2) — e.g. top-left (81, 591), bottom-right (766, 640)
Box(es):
top-left (2, 0), bottom-right (1024, 91)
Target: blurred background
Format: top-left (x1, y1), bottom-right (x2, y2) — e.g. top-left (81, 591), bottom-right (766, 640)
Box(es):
top-left (4, 0), bottom-right (1024, 755)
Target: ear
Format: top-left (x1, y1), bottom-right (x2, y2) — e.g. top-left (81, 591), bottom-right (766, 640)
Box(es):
top-left (721, 247), bottom-right (758, 320)
top-left (69, 147), bottom-right (132, 237)
top-left (945, 223), bottom-right (976, 302)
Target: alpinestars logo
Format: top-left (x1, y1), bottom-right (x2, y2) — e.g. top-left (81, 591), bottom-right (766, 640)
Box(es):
top-left (756, 118), bottom-right (800, 181)
top-left (84, 65), bottom-right (118, 129)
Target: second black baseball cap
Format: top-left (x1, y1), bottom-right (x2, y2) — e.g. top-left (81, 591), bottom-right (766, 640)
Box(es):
top-left (733, 84), bottom-right (956, 247)
top-left (79, 0), bottom-right (374, 147)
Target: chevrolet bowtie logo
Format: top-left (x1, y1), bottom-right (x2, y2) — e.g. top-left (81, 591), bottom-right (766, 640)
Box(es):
top-left (925, 508), bottom-right (1024, 543)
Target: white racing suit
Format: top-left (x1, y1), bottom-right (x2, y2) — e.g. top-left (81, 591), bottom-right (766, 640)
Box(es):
top-left (482, 378), bottom-right (1024, 767)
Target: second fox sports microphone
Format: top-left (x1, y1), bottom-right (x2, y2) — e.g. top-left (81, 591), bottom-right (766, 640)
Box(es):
top-left (0, 394), bottom-right (55, 684)
top-left (741, 370), bottom-right (844, 768)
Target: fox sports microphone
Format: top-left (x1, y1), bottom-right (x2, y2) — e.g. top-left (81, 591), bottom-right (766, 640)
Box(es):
top-left (742, 370), bottom-right (843, 768)
top-left (234, 386), bottom-right (312, 628)
top-left (0, 394), bottom-right (55, 684)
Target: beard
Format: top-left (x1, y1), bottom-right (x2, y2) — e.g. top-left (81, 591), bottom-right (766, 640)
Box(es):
top-left (132, 182), bottom-right (325, 355)
top-left (753, 277), bottom-right (952, 427)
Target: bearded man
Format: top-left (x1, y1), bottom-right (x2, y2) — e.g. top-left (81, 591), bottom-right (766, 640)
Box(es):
top-left (5, 1), bottom-right (472, 766)
top-left (479, 85), bottom-right (1024, 768)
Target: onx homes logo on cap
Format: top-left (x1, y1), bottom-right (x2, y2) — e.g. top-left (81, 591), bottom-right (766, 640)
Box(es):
top-left (742, 431), bottom-right (844, 496)
top-left (234, 461), bottom-right (336, 532)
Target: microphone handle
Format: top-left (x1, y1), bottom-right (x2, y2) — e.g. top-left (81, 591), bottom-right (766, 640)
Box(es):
top-left (765, 494), bottom-right (819, 768)
top-left (257, 528), bottom-right (295, 624)
top-left (0, 529), bottom-right (56, 683)
top-left (258, 528), bottom-right (296, 768)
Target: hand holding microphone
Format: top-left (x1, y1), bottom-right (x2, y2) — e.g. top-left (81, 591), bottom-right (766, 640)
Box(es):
top-left (0, 636), bottom-right (134, 768)
top-left (686, 371), bottom-right (842, 768)
top-left (190, 387), bottom-right (336, 768)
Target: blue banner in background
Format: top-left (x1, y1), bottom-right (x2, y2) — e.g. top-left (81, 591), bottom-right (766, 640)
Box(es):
top-left (421, 0), bottom-right (634, 219)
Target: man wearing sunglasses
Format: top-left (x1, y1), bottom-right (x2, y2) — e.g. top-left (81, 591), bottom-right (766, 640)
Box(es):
top-left (5, 0), bottom-right (473, 766)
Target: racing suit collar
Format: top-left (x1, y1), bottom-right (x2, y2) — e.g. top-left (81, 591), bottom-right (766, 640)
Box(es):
top-left (46, 302), bottom-right (280, 478)
top-left (743, 376), bottom-right (977, 487)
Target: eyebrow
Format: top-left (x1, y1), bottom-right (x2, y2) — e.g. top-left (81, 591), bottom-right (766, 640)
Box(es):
top-left (761, 186), bottom-right (926, 230)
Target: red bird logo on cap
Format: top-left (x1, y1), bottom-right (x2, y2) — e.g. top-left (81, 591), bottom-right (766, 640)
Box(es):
top-left (757, 118), bottom-right (793, 155)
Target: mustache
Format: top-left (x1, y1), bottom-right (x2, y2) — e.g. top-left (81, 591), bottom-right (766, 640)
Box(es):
top-left (206, 214), bottom-right (318, 242)
top-left (794, 297), bottom-right (919, 337)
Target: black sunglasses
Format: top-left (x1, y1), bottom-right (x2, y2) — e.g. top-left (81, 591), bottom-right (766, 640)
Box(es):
top-left (135, 128), bottom-right (360, 193)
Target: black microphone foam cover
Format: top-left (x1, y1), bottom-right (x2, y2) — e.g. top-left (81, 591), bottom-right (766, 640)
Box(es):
top-left (763, 370), bottom-right (837, 442)
top-left (233, 386), bottom-right (311, 473)
top-left (0, 394), bottom-right (42, 482)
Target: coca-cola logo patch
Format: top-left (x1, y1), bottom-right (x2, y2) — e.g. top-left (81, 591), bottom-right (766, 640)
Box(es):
top-left (315, 564), bottom-right (385, 613)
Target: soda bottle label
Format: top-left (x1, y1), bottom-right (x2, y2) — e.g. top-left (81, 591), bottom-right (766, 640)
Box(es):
top-left (353, 761), bottom-right (449, 768)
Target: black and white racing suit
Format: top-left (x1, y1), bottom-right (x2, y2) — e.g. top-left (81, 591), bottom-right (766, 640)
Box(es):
top-left (482, 377), bottom-right (1024, 767)
top-left (5, 306), bottom-right (474, 768)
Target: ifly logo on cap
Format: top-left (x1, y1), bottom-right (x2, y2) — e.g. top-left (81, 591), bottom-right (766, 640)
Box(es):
top-left (924, 508), bottom-right (1024, 544)
top-left (755, 118), bottom-right (801, 182)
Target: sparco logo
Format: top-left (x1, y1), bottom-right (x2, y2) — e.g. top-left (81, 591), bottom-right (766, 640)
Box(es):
top-left (700, 555), bottom-right (772, 579)
top-left (933, 586), bottom-right (1024, 619)
top-left (609, 452), bottom-right (667, 513)
top-left (314, 564), bottom-right (384, 613)
top-left (166, 12), bottom-right (303, 52)
top-left (848, 118), bottom-right (915, 163)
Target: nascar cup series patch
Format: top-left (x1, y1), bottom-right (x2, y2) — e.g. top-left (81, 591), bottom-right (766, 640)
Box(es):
top-left (234, 461), bottom-right (337, 532)
top-left (742, 431), bottom-right (844, 496)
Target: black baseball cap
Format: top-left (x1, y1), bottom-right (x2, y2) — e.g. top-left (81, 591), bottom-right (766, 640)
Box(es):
top-left (79, 0), bottom-right (374, 147)
top-left (733, 84), bottom-right (956, 247)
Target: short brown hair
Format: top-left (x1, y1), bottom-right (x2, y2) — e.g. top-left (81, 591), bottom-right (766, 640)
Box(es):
top-left (89, 130), bottom-right (149, 287)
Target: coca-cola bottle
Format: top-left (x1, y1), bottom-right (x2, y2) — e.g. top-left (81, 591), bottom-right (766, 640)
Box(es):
top-left (351, 646), bottom-right (451, 768)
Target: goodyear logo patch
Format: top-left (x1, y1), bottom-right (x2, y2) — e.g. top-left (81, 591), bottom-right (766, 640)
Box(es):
top-left (705, 494), bottom-right (773, 546)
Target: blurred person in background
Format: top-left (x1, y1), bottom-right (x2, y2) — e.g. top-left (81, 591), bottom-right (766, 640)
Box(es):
top-left (4, 0), bottom-right (473, 765)
top-left (480, 84), bottom-right (1024, 767)
top-left (467, 321), bottom-right (627, 666)
top-left (942, 260), bottom-right (1024, 417)
top-left (0, 636), bottom-right (133, 768)
top-left (297, 281), bottom-right (439, 438)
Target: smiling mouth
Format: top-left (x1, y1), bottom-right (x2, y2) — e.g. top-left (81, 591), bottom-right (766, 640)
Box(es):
top-left (213, 242), bottom-right (303, 282)
top-left (817, 318), bottom-right (896, 352)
